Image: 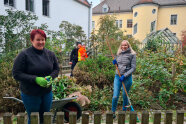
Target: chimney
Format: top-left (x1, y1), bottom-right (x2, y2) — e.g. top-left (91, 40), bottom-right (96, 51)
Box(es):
top-left (137, 0), bottom-right (153, 4)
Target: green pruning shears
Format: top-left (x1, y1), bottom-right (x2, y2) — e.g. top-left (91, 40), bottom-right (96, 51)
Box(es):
top-left (45, 76), bottom-right (52, 87)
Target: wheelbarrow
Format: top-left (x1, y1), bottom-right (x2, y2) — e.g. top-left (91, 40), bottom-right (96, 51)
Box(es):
top-left (3, 96), bottom-right (82, 122)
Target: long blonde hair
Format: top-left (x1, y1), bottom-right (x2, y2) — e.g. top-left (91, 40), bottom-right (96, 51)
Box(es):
top-left (117, 40), bottom-right (136, 55)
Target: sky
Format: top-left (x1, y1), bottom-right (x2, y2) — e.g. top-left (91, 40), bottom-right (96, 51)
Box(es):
top-left (87, 0), bottom-right (101, 7)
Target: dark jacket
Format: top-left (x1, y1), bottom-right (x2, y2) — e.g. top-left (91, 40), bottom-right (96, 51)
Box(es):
top-left (116, 48), bottom-right (136, 77)
top-left (70, 48), bottom-right (79, 62)
top-left (12, 46), bottom-right (59, 96)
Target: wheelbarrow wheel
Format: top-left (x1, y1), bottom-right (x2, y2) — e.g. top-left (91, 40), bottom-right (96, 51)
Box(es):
top-left (62, 102), bottom-right (82, 122)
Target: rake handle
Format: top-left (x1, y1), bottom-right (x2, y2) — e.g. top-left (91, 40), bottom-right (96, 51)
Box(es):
top-left (106, 38), bottom-right (131, 105)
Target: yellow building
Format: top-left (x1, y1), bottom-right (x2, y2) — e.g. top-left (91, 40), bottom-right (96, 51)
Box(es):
top-left (92, 0), bottom-right (186, 42)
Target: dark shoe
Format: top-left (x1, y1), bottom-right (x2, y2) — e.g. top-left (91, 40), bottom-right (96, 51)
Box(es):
top-left (113, 113), bottom-right (116, 119)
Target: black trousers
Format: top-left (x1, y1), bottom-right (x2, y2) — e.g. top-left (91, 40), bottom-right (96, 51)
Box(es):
top-left (70, 60), bottom-right (78, 77)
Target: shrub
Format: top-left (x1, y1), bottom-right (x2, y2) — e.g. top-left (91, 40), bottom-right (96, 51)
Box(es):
top-left (0, 51), bottom-right (25, 113)
top-left (73, 55), bottom-right (115, 88)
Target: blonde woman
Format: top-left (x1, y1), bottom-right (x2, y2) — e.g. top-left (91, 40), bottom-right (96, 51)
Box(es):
top-left (112, 40), bottom-right (136, 118)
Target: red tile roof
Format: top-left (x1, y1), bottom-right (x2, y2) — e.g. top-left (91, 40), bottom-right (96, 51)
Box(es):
top-left (76, 0), bottom-right (91, 7)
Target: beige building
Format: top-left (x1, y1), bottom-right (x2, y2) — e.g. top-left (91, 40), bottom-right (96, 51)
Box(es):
top-left (92, 0), bottom-right (186, 42)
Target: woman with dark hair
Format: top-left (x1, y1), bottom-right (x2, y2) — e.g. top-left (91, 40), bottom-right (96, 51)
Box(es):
top-left (13, 29), bottom-right (59, 124)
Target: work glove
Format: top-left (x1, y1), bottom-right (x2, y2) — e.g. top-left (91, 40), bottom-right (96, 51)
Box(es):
top-left (119, 75), bottom-right (125, 82)
top-left (112, 59), bottom-right (117, 65)
top-left (35, 77), bottom-right (48, 87)
top-left (45, 76), bottom-right (52, 87)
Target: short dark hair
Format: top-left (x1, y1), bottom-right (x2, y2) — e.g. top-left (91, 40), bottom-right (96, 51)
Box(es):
top-left (76, 42), bottom-right (81, 46)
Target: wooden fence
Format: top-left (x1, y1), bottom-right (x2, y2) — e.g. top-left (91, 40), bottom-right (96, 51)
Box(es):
top-left (1, 110), bottom-right (185, 124)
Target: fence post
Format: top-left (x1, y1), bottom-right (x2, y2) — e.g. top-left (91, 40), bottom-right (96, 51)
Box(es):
top-left (43, 112), bottom-right (53, 124)
top-left (82, 111), bottom-right (89, 124)
top-left (106, 111), bottom-right (113, 124)
top-left (69, 112), bottom-right (77, 124)
top-left (153, 110), bottom-right (161, 124)
top-left (176, 110), bottom-right (184, 124)
top-left (129, 111), bottom-right (137, 124)
top-left (142, 111), bottom-right (149, 124)
top-left (164, 111), bottom-right (173, 124)
top-left (118, 111), bottom-right (125, 124)
top-left (17, 113), bottom-right (26, 124)
top-left (56, 112), bottom-right (64, 124)
top-left (3, 112), bottom-right (12, 124)
top-left (172, 63), bottom-right (176, 81)
top-left (30, 112), bottom-right (39, 124)
top-left (94, 111), bottom-right (101, 124)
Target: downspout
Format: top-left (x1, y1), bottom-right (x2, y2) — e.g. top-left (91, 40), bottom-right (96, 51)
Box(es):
top-left (88, 2), bottom-right (92, 47)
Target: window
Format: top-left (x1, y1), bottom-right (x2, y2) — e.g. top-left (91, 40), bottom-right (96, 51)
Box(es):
top-left (92, 21), bottom-right (95, 29)
top-left (119, 20), bottom-right (122, 28)
top-left (4, 0), bottom-right (14, 7)
top-left (173, 33), bottom-right (176, 36)
top-left (170, 15), bottom-right (177, 25)
top-left (43, 0), bottom-right (49, 16)
top-left (115, 20), bottom-right (122, 28)
top-left (134, 12), bottom-right (138, 17)
top-left (152, 9), bottom-right (156, 14)
top-left (103, 8), bottom-right (107, 13)
top-left (102, 4), bottom-right (108, 13)
top-left (151, 21), bottom-right (156, 32)
top-left (115, 20), bottom-right (119, 28)
top-left (133, 23), bottom-right (137, 35)
top-left (26, 0), bottom-right (34, 12)
top-left (127, 19), bottom-right (133, 28)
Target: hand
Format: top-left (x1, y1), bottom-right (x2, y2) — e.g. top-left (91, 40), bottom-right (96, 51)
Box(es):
top-left (45, 76), bottom-right (52, 87)
top-left (119, 75), bottom-right (125, 82)
top-left (69, 62), bottom-right (72, 65)
top-left (35, 77), bottom-right (47, 87)
top-left (112, 59), bottom-right (117, 65)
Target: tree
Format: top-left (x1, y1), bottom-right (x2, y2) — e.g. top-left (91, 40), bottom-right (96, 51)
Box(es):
top-left (59, 21), bottom-right (87, 53)
top-left (98, 15), bottom-right (123, 42)
top-left (89, 15), bottom-right (139, 56)
top-left (0, 9), bottom-right (38, 53)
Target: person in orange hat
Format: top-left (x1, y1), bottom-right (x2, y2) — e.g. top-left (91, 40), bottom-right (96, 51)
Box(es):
top-left (78, 44), bottom-right (88, 61)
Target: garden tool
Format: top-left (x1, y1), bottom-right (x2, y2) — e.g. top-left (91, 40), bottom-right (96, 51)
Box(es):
top-left (45, 76), bottom-right (52, 87)
top-left (106, 37), bottom-right (139, 121)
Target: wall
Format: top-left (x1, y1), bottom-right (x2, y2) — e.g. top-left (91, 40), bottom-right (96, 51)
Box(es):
top-left (132, 3), bottom-right (159, 42)
top-left (157, 6), bottom-right (186, 40)
top-left (92, 12), bottom-right (133, 35)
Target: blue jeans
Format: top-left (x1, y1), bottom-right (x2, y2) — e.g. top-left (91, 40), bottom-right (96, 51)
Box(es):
top-left (21, 91), bottom-right (53, 124)
top-left (112, 74), bottom-right (132, 112)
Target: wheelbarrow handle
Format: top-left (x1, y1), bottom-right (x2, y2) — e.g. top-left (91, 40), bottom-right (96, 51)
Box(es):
top-left (3, 97), bottom-right (23, 103)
